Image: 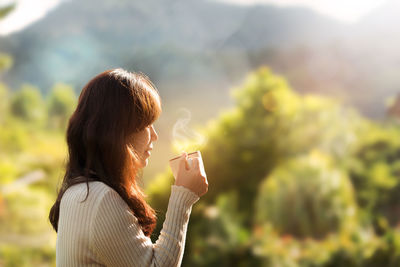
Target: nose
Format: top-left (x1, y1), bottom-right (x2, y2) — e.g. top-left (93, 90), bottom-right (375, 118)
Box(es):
top-left (150, 125), bottom-right (158, 142)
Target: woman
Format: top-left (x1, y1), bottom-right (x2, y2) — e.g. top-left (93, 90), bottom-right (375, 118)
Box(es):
top-left (49, 68), bottom-right (208, 267)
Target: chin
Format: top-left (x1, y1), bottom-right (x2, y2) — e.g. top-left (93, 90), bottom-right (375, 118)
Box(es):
top-left (141, 159), bottom-right (149, 168)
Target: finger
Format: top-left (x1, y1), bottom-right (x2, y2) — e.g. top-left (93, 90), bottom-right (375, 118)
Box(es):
top-left (185, 158), bottom-right (190, 170)
top-left (192, 157), bottom-right (200, 170)
top-left (187, 158), bottom-right (193, 169)
top-left (178, 152), bottom-right (188, 171)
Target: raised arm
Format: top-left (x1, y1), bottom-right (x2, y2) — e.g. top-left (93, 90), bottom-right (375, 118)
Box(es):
top-left (90, 185), bottom-right (199, 267)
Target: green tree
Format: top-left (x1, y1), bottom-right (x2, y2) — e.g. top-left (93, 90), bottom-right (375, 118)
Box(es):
top-left (0, 3), bottom-right (15, 19)
top-left (148, 67), bottom-right (366, 266)
top-left (255, 151), bottom-right (357, 240)
top-left (184, 66), bottom-right (362, 225)
top-left (0, 3), bottom-right (15, 72)
top-left (0, 4), bottom-right (15, 124)
top-left (0, 4), bottom-right (62, 267)
top-left (0, 83), bottom-right (10, 122)
top-left (10, 84), bottom-right (46, 123)
top-left (46, 83), bottom-right (77, 129)
top-left (0, 53), bottom-right (13, 72)
top-left (346, 122), bottom-right (400, 232)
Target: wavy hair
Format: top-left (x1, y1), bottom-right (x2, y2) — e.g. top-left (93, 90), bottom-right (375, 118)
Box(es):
top-left (49, 68), bottom-right (161, 237)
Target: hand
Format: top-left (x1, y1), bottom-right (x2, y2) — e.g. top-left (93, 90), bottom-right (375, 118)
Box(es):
top-left (174, 152), bottom-right (208, 197)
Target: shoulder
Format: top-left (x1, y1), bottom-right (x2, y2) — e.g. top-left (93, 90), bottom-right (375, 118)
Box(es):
top-left (62, 180), bottom-right (124, 208)
top-left (85, 181), bottom-right (131, 218)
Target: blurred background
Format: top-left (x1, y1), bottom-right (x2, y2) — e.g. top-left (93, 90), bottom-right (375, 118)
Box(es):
top-left (1, 0), bottom-right (400, 266)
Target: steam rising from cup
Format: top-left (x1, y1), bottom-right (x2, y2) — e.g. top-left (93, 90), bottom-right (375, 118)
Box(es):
top-left (172, 108), bottom-right (207, 153)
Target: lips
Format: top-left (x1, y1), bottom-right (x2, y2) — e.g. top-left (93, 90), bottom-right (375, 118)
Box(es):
top-left (145, 147), bottom-right (153, 156)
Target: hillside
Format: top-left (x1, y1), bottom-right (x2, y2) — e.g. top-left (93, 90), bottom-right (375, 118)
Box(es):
top-left (0, 0), bottom-right (343, 92)
top-left (0, 0), bottom-right (398, 120)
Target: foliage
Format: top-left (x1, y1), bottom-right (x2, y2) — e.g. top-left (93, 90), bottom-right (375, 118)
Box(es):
top-left (0, 82), bottom-right (69, 266)
top-left (255, 151), bottom-right (357, 239)
top-left (346, 122), bottom-right (400, 230)
top-left (2, 65), bottom-right (400, 266)
top-left (0, 53), bottom-right (13, 72)
top-left (0, 244), bottom-right (55, 267)
top-left (148, 67), bottom-right (393, 266)
top-left (46, 83), bottom-right (77, 129)
top-left (0, 3), bottom-right (15, 19)
top-left (146, 67), bottom-right (400, 266)
top-left (0, 114), bottom-right (65, 264)
top-left (181, 191), bottom-right (262, 267)
top-left (177, 67), bottom-right (363, 232)
top-left (0, 83), bottom-right (10, 123)
top-left (10, 84), bottom-right (46, 124)
top-left (252, 222), bottom-right (386, 267)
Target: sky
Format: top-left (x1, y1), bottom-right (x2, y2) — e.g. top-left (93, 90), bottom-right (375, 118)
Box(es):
top-left (0, 0), bottom-right (64, 35)
top-left (217, 0), bottom-right (388, 23)
top-left (0, 0), bottom-right (389, 36)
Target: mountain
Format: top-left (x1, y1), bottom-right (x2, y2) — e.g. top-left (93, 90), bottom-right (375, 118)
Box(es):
top-left (0, 0), bottom-right (343, 90)
top-left (0, 0), bottom-right (399, 120)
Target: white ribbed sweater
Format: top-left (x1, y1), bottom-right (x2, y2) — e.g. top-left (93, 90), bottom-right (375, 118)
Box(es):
top-left (56, 181), bottom-right (200, 267)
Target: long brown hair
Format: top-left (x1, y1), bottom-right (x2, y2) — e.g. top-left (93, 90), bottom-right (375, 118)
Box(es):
top-left (49, 68), bottom-right (161, 237)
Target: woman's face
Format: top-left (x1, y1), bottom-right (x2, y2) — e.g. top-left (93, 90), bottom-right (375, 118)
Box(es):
top-left (129, 124), bottom-right (158, 168)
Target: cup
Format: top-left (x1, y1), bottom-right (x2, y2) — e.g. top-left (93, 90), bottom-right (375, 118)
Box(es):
top-left (169, 151), bottom-right (206, 180)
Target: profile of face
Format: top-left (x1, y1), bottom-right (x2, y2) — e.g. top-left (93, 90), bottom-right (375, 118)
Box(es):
top-left (129, 124), bottom-right (158, 168)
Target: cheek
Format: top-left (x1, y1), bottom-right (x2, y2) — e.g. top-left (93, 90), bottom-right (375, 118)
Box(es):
top-left (131, 129), bottom-right (151, 151)
top-left (139, 132), bottom-right (151, 148)
top-left (137, 138), bottom-right (148, 151)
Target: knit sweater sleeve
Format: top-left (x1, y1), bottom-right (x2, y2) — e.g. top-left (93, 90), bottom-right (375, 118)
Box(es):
top-left (90, 185), bottom-right (199, 267)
